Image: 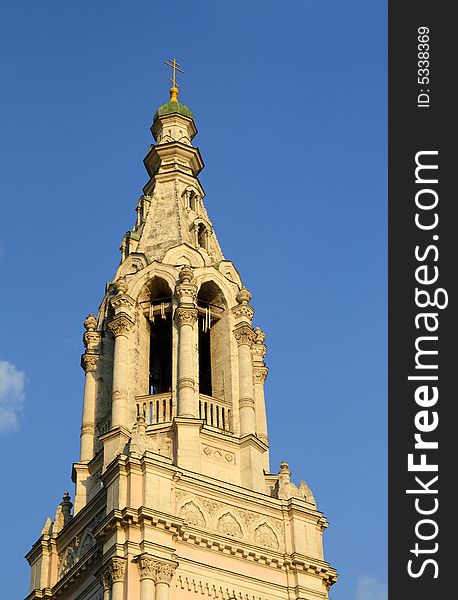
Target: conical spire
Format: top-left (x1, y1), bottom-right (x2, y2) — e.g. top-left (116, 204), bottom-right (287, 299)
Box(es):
top-left (117, 63), bottom-right (223, 271)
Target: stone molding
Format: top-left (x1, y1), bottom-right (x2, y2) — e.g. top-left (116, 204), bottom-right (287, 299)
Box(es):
top-left (175, 306), bottom-right (198, 326)
top-left (108, 315), bottom-right (134, 338)
top-left (239, 397), bottom-right (255, 409)
top-left (233, 324), bottom-right (256, 347)
top-left (178, 377), bottom-right (196, 391)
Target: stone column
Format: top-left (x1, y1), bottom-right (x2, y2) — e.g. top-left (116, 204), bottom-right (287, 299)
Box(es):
top-left (154, 561), bottom-right (177, 600)
top-left (175, 266), bottom-right (198, 417)
top-left (252, 327), bottom-right (269, 445)
top-left (79, 314), bottom-right (101, 462)
top-left (109, 557), bottom-right (126, 600)
top-left (98, 569), bottom-right (111, 600)
top-left (137, 554), bottom-right (156, 600)
top-left (232, 287), bottom-right (256, 437)
top-left (108, 314), bottom-right (134, 428)
top-left (80, 353), bottom-right (99, 461)
top-left (234, 324), bottom-right (257, 436)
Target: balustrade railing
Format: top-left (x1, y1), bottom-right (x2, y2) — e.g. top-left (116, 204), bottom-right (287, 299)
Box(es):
top-left (198, 394), bottom-right (233, 432)
top-left (136, 393), bottom-right (174, 425)
top-left (135, 393), bottom-right (233, 432)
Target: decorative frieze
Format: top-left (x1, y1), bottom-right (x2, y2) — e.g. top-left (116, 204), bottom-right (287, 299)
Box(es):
top-left (175, 491), bottom-right (284, 549)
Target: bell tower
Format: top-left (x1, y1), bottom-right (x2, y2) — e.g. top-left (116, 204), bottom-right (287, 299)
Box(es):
top-left (25, 70), bottom-right (337, 600)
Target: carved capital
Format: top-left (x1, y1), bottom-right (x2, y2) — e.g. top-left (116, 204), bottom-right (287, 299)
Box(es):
top-left (81, 353), bottom-right (99, 373)
top-left (98, 567), bottom-right (112, 591)
top-left (175, 306), bottom-right (198, 327)
top-left (155, 560), bottom-right (177, 584)
top-left (109, 557), bottom-right (126, 582)
top-left (253, 366), bottom-right (268, 384)
top-left (233, 324), bottom-right (256, 347)
top-left (137, 556), bottom-right (177, 584)
top-left (137, 554), bottom-right (157, 580)
top-left (108, 315), bottom-right (134, 338)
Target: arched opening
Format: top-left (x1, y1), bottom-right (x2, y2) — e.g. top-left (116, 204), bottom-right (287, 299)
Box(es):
top-left (197, 281), bottom-right (226, 399)
top-left (197, 223), bottom-right (207, 250)
top-left (145, 277), bottom-right (173, 395)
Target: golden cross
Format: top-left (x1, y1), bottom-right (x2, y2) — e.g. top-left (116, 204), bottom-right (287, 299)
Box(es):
top-left (164, 58), bottom-right (184, 89)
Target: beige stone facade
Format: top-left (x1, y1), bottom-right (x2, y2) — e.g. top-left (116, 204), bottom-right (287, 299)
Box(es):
top-left (25, 87), bottom-right (337, 600)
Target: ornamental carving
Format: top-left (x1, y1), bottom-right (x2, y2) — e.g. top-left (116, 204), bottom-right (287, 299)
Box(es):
top-left (202, 446), bottom-right (235, 464)
top-left (156, 561), bottom-right (177, 584)
top-left (175, 282), bottom-right (198, 301)
top-left (253, 367), bottom-right (268, 384)
top-left (175, 492), bottom-right (284, 547)
top-left (84, 314), bottom-right (98, 332)
top-left (178, 265), bottom-right (194, 284)
top-left (236, 287), bottom-right (252, 304)
top-left (254, 524), bottom-right (279, 549)
top-left (109, 557), bottom-right (126, 582)
top-left (130, 420), bottom-right (173, 458)
top-left (233, 325), bottom-right (256, 347)
top-left (137, 555), bottom-right (157, 580)
top-left (114, 277), bottom-right (128, 294)
top-left (231, 304), bottom-right (254, 321)
top-left (110, 294), bottom-right (135, 311)
top-left (175, 306), bottom-right (198, 326)
top-left (99, 569), bottom-right (111, 591)
top-left (180, 501), bottom-right (206, 527)
top-left (216, 513), bottom-right (242, 538)
top-left (83, 330), bottom-right (101, 350)
top-left (81, 353), bottom-right (99, 373)
top-left (108, 315), bottom-right (134, 337)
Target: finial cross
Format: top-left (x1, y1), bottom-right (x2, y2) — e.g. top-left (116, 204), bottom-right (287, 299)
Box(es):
top-left (164, 58), bottom-right (184, 89)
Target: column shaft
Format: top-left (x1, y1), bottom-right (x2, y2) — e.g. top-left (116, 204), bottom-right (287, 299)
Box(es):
top-left (111, 580), bottom-right (123, 600)
top-left (80, 363), bottom-right (97, 461)
top-left (155, 581), bottom-right (170, 600)
top-left (176, 307), bottom-right (198, 417)
top-left (140, 578), bottom-right (155, 600)
top-left (238, 342), bottom-right (256, 436)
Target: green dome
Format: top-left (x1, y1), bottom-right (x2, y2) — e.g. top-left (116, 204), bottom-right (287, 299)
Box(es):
top-left (153, 100), bottom-right (194, 123)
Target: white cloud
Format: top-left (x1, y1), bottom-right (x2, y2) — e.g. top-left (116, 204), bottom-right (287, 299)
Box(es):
top-left (0, 360), bottom-right (26, 433)
top-left (356, 576), bottom-right (387, 600)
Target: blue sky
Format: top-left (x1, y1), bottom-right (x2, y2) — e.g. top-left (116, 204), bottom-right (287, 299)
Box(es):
top-left (0, 2), bottom-right (386, 599)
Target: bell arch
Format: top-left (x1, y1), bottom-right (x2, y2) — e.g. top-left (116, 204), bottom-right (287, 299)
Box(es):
top-left (196, 281), bottom-right (233, 426)
top-left (139, 276), bottom-right (174, 398)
